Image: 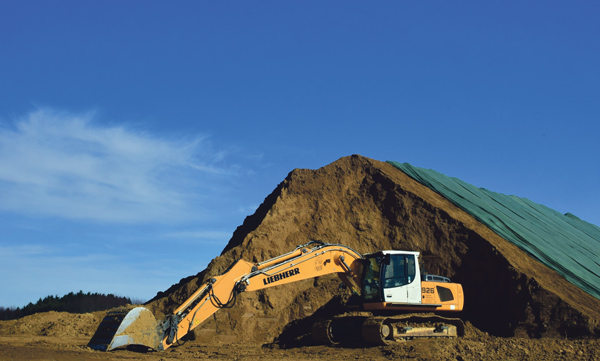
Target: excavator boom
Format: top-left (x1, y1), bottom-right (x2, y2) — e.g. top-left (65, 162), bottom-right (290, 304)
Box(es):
top-left (159, 241), bottom-right (363, 350)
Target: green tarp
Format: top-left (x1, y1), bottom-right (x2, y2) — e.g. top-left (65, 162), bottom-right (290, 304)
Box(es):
top-left (388, 161), bottom-right (600, 301)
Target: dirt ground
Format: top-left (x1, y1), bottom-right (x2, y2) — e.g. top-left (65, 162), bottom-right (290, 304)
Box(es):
top-left (1, 310), bottom-right (598, 360)
top-left (1, 322), bottom-right (599, 361)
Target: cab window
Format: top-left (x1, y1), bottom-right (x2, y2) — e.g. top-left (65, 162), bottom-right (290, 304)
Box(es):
top-left (362, 256), bottom-right (381, 301)
top-left (383, 254), bottom-right (416, 288)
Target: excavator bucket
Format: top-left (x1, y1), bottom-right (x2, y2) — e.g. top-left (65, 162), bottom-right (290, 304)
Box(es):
top-left (88, 307), bottom-right (163, 351)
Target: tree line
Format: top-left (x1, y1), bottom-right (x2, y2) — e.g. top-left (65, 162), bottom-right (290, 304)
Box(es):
top-left (0, 291), bottom-right (138, 320)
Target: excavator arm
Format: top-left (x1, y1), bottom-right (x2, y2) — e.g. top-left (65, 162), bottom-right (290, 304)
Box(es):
top-left (88, 241), bottom-right (363, 351)
top-left (159, 241), bottom-right (363, 350)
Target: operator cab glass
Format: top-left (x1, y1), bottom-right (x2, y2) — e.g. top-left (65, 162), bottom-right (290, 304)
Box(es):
top-left (362, 252), bottom-right (417, 302)
top-left (362, 255), bottom-right (382, 301)
top-left (384, 254), bottom-right (416, 288)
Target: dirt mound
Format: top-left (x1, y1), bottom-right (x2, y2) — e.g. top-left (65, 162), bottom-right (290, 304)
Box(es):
top-left (142, 155), bottom-right (600, 345)
top-left (0, 311), bottom-right (102, 337)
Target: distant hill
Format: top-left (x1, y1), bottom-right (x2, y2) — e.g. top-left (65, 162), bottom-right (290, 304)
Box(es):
top-left (0, 291), bottom-right (134, 320)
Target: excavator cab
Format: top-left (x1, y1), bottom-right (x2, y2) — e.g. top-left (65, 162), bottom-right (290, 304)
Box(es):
top-left (361, 251), bottom-right (422, 304)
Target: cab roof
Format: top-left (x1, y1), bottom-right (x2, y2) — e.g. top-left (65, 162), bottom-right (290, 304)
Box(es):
top-left (363, 250), bottom-right (420, 258)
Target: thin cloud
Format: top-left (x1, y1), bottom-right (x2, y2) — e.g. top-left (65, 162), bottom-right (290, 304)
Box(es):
top-left (0, 109), bottom-right (235, 223)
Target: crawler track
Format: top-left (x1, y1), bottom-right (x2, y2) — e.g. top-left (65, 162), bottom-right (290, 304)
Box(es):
top-left (312, 313), bottom-right (464, 346)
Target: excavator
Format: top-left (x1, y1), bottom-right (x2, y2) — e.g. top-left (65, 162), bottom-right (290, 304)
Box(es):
top-left (88, 241), bottom-right (464, 351)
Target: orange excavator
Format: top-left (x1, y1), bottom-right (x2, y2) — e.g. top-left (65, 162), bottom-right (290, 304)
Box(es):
top-left (88, 241), bottom-right (464, 351)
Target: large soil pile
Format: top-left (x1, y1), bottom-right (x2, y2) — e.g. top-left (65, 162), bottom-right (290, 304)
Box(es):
top-left (2, 154), bottom-right (600, 360)
top-left (145, 155), bottom-right (600, 345)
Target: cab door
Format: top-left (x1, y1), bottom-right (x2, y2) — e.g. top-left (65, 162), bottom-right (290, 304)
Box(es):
top-left (382, 254), bottom-right (421, 304)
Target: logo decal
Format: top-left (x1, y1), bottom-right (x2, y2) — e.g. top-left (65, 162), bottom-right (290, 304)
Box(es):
top-left (263, 268), bottom-right (300, 285)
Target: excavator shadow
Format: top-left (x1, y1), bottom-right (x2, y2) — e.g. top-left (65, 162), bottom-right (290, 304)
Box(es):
top-left (266, 295), bottom-right (352, 349)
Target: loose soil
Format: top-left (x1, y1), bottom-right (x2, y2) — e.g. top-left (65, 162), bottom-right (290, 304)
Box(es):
top-left (1, 155), bottom-right (599, 360)
top-left (1, 313), bottom-right (599, 360)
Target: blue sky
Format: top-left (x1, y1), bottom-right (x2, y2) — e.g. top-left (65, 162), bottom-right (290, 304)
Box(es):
top-left (1, 1), bottom-right (599, 307)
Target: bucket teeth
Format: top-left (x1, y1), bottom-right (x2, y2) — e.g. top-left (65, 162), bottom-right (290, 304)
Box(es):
top-left (88, 307), bottom-right (162, 351)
